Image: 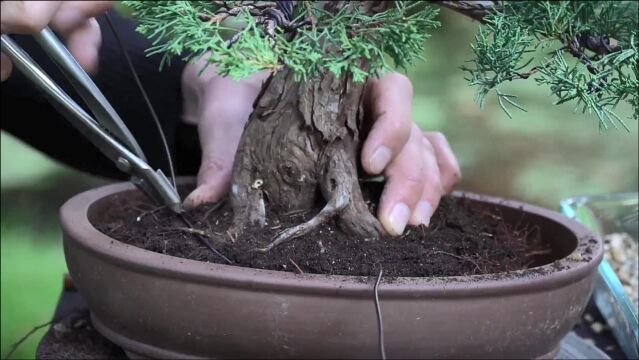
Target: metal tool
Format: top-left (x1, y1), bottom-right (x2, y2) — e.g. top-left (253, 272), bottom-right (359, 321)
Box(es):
top-left (1, 28), bottom-right (182, 213)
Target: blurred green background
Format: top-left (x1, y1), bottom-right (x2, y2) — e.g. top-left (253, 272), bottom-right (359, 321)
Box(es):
top-left (1, 8), bottom-right (637, 360)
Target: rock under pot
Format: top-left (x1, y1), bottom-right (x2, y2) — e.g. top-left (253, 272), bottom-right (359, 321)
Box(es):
top-left (61, 181), bottom-right (602, 359)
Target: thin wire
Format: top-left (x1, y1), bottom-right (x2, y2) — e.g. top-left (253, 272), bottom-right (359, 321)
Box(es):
top-left (179, 214), bottom-right (233, 265)
top-left (104, 13), bottom-right (177, 191)
top-left (374, 269), bottom-right (386, 360)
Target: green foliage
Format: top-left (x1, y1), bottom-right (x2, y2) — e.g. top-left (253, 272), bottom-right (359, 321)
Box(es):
top-left (461, 1), bottom-right (638, 129)
top-left (125, 1), bottom-right (637, 128)
top-left (461, 13), bottom-right (533, 112)
top-left (124, 1), bottom-right (440, 82)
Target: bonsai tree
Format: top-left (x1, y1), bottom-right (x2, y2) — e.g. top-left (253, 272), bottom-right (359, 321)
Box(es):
top-left (125, 0), bottom-right (638, 251)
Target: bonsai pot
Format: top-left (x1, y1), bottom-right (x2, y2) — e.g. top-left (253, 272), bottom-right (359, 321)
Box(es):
top-left (60, 181), bottom-right (602, 359)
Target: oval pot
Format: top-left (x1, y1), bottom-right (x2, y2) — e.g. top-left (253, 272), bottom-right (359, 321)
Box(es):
top-left (61, 182), bottom-right (602, 359)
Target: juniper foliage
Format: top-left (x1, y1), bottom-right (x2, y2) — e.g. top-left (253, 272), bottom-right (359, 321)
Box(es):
top-left (124, 1), bottom-right (638, 129)
top-left (124, 1), bottom-right (439, 82)
top-left (461, 1), bottom-right (638, 130)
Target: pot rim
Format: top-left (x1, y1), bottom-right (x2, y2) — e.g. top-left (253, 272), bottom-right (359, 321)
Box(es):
top-left (61, 181), bottom-right (602, 298)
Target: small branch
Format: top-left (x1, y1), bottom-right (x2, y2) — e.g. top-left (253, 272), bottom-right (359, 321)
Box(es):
top-left (200, 199), bottom-right (226, 222)
top-left (5, 309), bottom-right (82, 359)
top-left (433, 1), bottom-right (496, 23)
top-left (513, 57), bottom-right (556, 80)
top-left (226, 229), bottom-right (237, 243)
top-left (433, 250), bottom-right (483, 274)
top-left (304, 1), bottom-right (317, 31)
top-left (289, 258), bottom-right (304, 274)
top-left (227, 30), bottom-right (244, 48)
top-left (178, 214), bottom-right (233, 264)
top-left (436, 1), bottom-right (622, 70)
top-left (176, 227), bottom-right (212, 238)
top-left (136, 205), bottom-right (166, 222)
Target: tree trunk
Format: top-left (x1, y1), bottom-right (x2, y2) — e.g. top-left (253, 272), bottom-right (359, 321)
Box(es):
top-left (230, 68), bottom-right (383, 250)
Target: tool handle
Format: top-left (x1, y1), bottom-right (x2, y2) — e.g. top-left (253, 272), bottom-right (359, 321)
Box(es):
top-left (32, 28), bottom-right (147, 161)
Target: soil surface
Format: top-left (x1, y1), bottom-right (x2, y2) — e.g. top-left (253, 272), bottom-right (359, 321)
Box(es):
top-left (95, 186), bottom-right (552, 277)
top-left (37, 310), bottom-right (126, 359)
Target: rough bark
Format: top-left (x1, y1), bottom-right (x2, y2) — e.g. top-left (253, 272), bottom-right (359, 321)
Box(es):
top-left (230, 68), bottom-right (383, 249)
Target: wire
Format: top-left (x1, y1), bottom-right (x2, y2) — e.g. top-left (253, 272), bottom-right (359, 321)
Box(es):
top-left (374, 268), bottom-right (386, 360)
top-left (179, 214), bottom-right (233, 265)
top-left (104, 13), bottom-right (178, 191)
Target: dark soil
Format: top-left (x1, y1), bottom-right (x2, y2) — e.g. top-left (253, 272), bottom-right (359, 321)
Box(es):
top-left (94, 185), bottom-right (552, 277)
top-left (37, 311), bottom-right (126, 360)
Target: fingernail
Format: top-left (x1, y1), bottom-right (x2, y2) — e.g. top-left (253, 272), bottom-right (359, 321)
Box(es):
top-left (388, 202), bottom-right (410, 236)
top-left (369, 146), bottom-right (392, 174)
top-left (182, 189), bottom-right (202, 210)
top-left (411, 201), bottom-right (433, 226)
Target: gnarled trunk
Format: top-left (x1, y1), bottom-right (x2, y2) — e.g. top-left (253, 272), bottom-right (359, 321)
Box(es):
top-left (230, 68), bottom-right (383, 250)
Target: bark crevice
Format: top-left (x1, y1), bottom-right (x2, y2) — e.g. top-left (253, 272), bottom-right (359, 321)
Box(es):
top-left (230, 68), bottom-right (383, 249)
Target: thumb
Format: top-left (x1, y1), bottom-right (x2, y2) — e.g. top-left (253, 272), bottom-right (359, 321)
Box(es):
top-left (183, 75), bottom-right (266, 209)
top-left (183, 105), bottom-right (250, 210)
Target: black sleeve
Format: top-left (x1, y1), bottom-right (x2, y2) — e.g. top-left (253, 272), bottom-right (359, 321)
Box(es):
top-left (1, 11), bottom-right (192, 180)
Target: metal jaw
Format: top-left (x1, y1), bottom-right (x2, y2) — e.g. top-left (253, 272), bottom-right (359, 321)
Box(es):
top-left (117, 157), bottom-right (183, 213)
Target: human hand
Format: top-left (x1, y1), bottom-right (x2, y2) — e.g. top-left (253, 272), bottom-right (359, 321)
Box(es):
top-left (1, 1), bottom-right (112, 81)
top-left (181, 60), bottom-right (269, 209)
top-left (182, 67), bottom-right (461, 236)
top-left (362, 73), bottom-right (461, 235)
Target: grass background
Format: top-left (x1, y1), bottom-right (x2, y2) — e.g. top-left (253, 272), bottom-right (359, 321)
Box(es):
top-left (1, 8), bottom-right (637, 360)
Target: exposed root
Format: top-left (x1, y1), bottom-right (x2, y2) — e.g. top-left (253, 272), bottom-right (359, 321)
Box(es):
top-left (254, 143), bottom-right (385, 252)
top-left (320, 144), bottom-right (384, 239)
top-left (200, 199), bottom-right (226, 221)
top-left (433, 250), bottom-right (484, 274)
top-left (228, 68), bottom-right (385, 248)
top-left (255, 192), bottom-right (348, 252)
top-left (178, 214), bottom-right (233, 264)
top-left (176, 227), bottom-right (215, 238)
top-left (135, 205), bottom-right (166, 222)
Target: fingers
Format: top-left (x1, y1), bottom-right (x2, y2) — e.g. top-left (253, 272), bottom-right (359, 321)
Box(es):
top-left (0, 1), bottom-right (111, 78)
top-left (361, 72), bottom-right (461, 234)
top-left (423, 131), bottom-right (461, 194)
top-left (376, 126), bottom-right (462, 234)
top-left (50, 1), bottom-right (113, 34)
top-left (183, 66), bottom-right (268, 209)
top-left (406, 132), bottom-right (461, 227)
top-left (361, 73), bottom-right (413, 175)
top-left (1, 53), bottom-right (12, 82)
top-left (377, 124), bottom-right (428, 235)
top-left (62, 18), bottom-right (102, 74)
top-left (1, 1), bottom-right (63, 81)
top-left (408, 139), bottom-right (442, 226)
top-left (51, 1), bottom-right (112, 74)
top-left (1, 1), bottom-right (62, 34)
top-left (377, 124), bottom-right (457, 233)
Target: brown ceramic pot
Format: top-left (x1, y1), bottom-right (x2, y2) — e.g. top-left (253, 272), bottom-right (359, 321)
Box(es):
top-left (61, 181), bottom-right (602, 359)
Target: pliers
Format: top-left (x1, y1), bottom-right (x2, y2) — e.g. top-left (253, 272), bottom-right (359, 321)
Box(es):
top-left (1, 27), bottom-right (183, 213)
